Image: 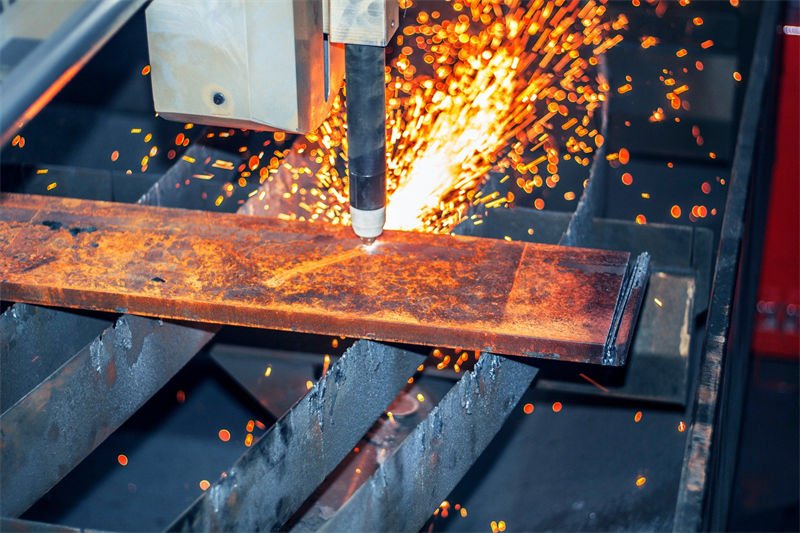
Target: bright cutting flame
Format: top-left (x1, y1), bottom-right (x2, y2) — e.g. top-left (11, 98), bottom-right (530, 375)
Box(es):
top-left (267, 0), bottom-right (624, 233)
top-left (385, 47), bottom-right (519, 230)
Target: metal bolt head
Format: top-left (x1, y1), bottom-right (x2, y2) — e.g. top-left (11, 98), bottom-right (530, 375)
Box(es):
top-left (213, 92), bottom-right (225, 105)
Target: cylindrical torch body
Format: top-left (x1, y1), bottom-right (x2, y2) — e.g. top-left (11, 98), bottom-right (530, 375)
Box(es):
top-left (346, 44), bottom-right (386, 240)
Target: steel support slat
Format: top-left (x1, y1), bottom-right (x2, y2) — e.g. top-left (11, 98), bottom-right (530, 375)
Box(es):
top-left (0, 315), bottom-right (217, 517)
top-left (0, 143), bottom-right (241, 516)
top-left (0, 517), bottom-right (88, 533)
top-left (168, 340), bottom-right (426, 532)
top-left (560, 70), bottom-right (610, 248)
top-left (319, 353), bottom-right (538, 532)
top-left (0, 304), bottom-right (110, 412)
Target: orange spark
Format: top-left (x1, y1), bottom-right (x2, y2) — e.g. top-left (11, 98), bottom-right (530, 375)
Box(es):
top-left (276, 0), bottom-right (622, 233)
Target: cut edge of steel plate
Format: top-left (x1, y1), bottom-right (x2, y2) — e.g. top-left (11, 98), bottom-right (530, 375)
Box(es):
top-left (603, 251), bottom-right (651, 366)
top-left (318, 353), bottom-right (538, 533)
top-left (167, 340), bottom-right (427, 532)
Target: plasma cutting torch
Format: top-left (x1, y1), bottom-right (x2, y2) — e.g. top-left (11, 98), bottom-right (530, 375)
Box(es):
top-left (345, 45), bottom-right (387, 244)
top-left (144, 0), bottom-right (397, 243)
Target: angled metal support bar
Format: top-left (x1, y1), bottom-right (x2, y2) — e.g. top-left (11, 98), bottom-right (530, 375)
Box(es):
top-left (0, 304), bottom-right (110, 413)
top-left (0, 315), bottom-right (217, 517)
top-left (0, 517), bottom-right (88, 532)
top-left (168, 340), bottom-right (426, 532)
top-left (0, 142), bottom-right (234, 414)
top-left (0, 193), bottom-right (647, 364)
top-left (0, 143), bottom-right (243, 517)
top-left (560, 75), bottom-right (610, 249)
top-left (0, 0), bottom-right (148, 145)
top-left (319, 353), bottom-right (538, 532)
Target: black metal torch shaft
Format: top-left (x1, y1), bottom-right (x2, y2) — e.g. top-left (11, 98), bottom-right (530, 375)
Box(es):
top-left (345, 44), bottom-right (387, 242)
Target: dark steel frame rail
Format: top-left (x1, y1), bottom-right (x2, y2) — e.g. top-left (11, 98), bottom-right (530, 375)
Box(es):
top-left (672, 2), bottom-right (782, 530)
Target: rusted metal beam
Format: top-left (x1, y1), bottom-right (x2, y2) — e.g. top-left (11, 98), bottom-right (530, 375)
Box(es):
top-left (0, 193), bottom-right (647, 364)
top-left (319, 353), bottom-right (538, 532)
top-left (168, 340), bottom-right (426, 532)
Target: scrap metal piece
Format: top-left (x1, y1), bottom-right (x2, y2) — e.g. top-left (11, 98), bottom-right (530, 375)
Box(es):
top-left (168, 340), bottom-right (426, 532)
top-left (319, 353), bottom-right (538, 532)
top-left (603, 252), bottom-right (650, 365)
top-left (0, 315), bottom-right (216, 517)
top-left (0, 193), bottom-right (647, 364)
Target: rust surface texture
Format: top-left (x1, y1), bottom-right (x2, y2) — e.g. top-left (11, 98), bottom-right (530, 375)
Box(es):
top-left (0, 193), bottom-right (646, 364)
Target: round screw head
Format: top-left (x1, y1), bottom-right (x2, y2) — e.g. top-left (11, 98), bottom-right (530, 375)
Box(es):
top-left (213, 92), bottom-right (225, 105)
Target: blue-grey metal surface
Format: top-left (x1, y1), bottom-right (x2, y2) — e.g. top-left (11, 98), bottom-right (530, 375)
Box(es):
top-left (0, 304), bottom-right (110, 413)
top-left (0, 315), bottom-right (216, 517)
top-left (319, 353), bottom-right (538, 532)
top-left (168, 340), bottom-right (426, 532)
top-left (0, 517), bottom-right (87, 532)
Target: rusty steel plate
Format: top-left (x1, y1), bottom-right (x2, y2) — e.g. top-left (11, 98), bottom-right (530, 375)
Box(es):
top-left (0, 193), bottom-right (647, 364)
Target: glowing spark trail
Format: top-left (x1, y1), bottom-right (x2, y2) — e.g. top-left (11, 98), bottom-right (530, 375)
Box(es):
top-left (272, 0), bottom-right (626, 234)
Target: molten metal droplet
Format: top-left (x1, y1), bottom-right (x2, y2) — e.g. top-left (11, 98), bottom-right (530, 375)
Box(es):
top-left (360, 237), bottom-right (376, 246)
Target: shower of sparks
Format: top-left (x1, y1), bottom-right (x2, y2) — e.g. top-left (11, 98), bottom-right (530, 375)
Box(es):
top-left (6, 0), bottom-right (735, 228)
top-left (271, 0), bottom-right (627, 233)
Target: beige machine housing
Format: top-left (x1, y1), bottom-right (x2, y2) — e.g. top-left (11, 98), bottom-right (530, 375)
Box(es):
top-left (145, 0), bottom-right (345, 134)
top-left (329, 0), bottom-right (399, 47)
